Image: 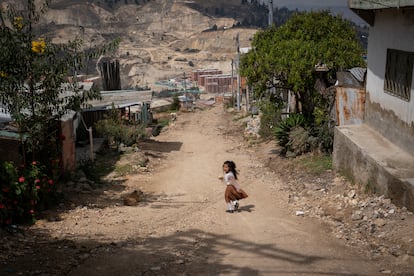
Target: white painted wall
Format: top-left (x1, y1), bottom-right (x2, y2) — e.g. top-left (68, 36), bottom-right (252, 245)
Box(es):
top-left (366, 9), bottom-right (414, 125)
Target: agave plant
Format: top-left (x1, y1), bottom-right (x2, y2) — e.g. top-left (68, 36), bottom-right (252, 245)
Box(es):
top-left (274, 113), bottom-right (308, 154)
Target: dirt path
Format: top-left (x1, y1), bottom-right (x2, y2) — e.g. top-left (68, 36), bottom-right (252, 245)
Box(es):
top-left (3, 103), bottom-right (408, 275)
top-left (59, 104), bottom-right (384, 275)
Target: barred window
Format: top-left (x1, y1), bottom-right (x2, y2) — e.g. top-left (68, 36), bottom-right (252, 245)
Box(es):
top-left (384, 49), bottom-right (414, 101)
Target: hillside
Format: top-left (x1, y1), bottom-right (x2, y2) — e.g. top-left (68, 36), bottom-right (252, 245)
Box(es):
top-left (30, 0), bottom-right (261, 89)
top-left (1, 0), bottom-right (262, 88)
top-left (3, 0), bottom-right (365, 89)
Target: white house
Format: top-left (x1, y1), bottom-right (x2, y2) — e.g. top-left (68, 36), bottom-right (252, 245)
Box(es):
top-left (333, 1), bottom-right (414, 211)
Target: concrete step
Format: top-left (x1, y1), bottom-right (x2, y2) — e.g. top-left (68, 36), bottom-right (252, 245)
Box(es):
top-left (333, 124), bottom-right (414, 211)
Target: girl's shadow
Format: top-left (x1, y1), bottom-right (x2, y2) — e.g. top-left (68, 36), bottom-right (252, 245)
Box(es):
top-left (237, 204), bottom-right (255, 213)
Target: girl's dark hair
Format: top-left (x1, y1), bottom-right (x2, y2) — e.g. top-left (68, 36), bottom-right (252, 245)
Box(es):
top-left (224, 160), bottom-right (238, 179)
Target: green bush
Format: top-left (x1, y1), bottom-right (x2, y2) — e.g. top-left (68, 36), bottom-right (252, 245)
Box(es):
top-left (274, 111), bottom-right (333, 156)
top-left (287, 126), bottom-right (311, 155)
top-left (313, 122), bottom-right (334, 153)
top-left (312, 104), bottom-right (335, 153)
top-left (0, 160), bottom-right (59, 226)
top-left (96, 119), bottom-right (147, 147)
top-left (274, 113), bottom-right (307, 153)
top-left (258, 100), bottom-right (282, 139)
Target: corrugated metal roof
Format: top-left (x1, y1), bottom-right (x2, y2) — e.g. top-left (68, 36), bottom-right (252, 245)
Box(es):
top-left (87, 90), bottom-right (152, 109)
top-left (349, 67), bottom-right (367, 83)
top-left (336, 71), bottom-right (364, 88)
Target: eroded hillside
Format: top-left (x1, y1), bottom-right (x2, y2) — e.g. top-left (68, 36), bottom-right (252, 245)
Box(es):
top-left (24, 0), bottom-right (260, 88)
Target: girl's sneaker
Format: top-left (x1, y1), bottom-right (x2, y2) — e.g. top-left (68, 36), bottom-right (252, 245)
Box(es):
top-left (226, 210), bottom-right (234, 213)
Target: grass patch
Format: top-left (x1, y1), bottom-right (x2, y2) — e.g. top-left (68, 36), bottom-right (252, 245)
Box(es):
top-left (114, 163), bottom-right (135, 177)
top-left (157, 118), bottom-right (170, 127)
top-left (294, 154), bottom-right (332, 175)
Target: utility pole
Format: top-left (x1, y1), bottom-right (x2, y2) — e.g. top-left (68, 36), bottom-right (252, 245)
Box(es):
top-left (246, 84), bottom-right (250, 114)
top-left (183, 72), bottom-right (188, 110)
top-left (268, 0), bottom-right (274, 27)
top-left (231, 59), bottom-right (234, 107)
top-left (236, 33), bottom-right (241, 111)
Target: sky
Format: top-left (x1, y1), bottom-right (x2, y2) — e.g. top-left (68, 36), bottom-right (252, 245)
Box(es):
top-left (259, 0), bottom-right (366, 25)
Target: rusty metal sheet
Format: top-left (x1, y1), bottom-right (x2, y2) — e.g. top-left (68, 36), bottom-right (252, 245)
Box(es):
top-left (335, 87), bottom-right (366, 126)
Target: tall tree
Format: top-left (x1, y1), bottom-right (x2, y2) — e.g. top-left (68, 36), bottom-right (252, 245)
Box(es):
top-left (240, 11), bottom-right (364, 122)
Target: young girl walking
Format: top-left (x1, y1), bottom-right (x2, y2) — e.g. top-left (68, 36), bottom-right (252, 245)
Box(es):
top-left (219, 160), bottom-right (248, 213)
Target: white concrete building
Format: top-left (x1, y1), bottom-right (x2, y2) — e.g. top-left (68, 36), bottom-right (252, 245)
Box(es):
top-left (333, 0), bottom-right (414, 211)
top-left (360, 1), bottom-right (414, 153)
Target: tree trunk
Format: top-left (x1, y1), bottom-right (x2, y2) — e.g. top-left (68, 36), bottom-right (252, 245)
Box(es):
top-left (296, 90), bottom-right (315, 123)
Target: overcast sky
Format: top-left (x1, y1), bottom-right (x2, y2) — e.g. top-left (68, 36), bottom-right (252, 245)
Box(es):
top-left (260, 0), bottom-right (365, 25)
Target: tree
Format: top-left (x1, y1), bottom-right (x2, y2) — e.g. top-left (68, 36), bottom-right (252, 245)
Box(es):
top-left (240, 11), bottom-right (364, 121)
top-left (0, 0), bottom-right (120, 225)
top-left (0, 0), bottom-right (119, 164)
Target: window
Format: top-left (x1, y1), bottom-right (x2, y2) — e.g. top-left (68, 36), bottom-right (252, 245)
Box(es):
top-left (384, 49), bottom-right (414, 101)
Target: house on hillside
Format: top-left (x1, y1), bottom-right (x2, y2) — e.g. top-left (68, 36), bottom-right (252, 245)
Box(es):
top-left (333, 1), bottom-right (414, 210)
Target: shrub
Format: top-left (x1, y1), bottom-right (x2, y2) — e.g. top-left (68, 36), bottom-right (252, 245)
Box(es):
top-left (287, 126), bottom-right (311, 156)
top-left (120, 125), bottom-right (147, 146)
top-left (0, 160), bottom-right (59, 226)
top-left (308, 101), bottom-right (335, 153)
top-left (313, 122), bottom-right (334, 153)
top-left (258, 100), bottom-right (282, 139)
top-left (274, 110), bottom-right (334, 156)
top-left (95, 119), bottom-right (147, 148)
top-left (274, 113), bottom-right (307, 150)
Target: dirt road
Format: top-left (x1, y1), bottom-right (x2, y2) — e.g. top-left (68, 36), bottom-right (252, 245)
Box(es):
top-left (62, 104), bottom-right (384, 275)
top-left (2, 102), bottom-right (405, 275)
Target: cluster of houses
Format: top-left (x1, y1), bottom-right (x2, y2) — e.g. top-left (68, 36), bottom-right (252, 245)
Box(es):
top-left (190, 68), bottom-right (248, 108)
top-left (191, 69), bottom-right (235, 94)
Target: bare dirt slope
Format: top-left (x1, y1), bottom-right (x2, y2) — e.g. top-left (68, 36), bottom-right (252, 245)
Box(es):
top-left (1, 101), bottom-right (413, 275)
top-left (22, 0), bottom-right (257, 88)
